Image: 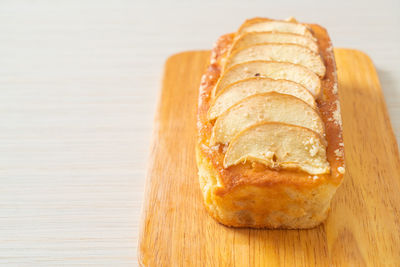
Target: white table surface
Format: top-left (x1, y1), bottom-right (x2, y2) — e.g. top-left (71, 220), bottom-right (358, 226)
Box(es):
top-left (0, 0), bottom-right (399, 266)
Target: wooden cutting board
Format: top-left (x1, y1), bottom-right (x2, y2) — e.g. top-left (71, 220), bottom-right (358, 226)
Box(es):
top-left (138, 49), bottom-right (400, 266)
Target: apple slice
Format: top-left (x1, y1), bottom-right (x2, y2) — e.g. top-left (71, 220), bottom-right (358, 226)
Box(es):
top-left (225, 44), bottom-right (326, 77)
top-left (212, 61), bottom-right (321, 98)
top-left (238, 19), bottom-right (315, 40)
top-left (231, 32), bottom-right (319, 53)
top-left (208, 77), bottom-right (316, 120)
top-left (210, 92), bottom-right (325, 145)
top-left (224, 122), bottom-right (330, 175)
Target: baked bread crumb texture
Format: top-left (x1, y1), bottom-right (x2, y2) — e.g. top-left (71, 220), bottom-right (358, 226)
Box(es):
top-left (196, 17), bottom-right (345, 229)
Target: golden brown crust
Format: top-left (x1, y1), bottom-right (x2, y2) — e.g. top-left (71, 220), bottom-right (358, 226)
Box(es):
top-left (196, 145), bottom-right (336, 228)
top-left (196, 18), bottom-right (345, 228)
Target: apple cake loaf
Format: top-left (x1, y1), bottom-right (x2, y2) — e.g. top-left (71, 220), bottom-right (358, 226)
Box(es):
top-left (196, 17), bottom-right (345, 229)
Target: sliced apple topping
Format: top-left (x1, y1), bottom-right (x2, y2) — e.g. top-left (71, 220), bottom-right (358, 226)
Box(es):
top-left (231, 32), bottom-right (319, 53)
top-left (212, 61), bottom-right (321, 98)
top-left (225, 44), bottom-right (325, 77)
top-left (238, 20), bottom-right (315, 40)
top-left (210, 92), bottom-right (325, 145)
top-left (224, 122), bottom-right (330, 175)
top-left (208, 77), bottom-right (316, 120)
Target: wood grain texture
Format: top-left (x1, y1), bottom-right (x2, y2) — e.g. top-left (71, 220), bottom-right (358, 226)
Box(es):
top-left (138, 49), bottom-right (400, 266)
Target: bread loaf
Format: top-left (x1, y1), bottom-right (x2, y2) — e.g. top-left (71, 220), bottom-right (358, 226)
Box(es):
top-left (196, 17), bottom-right (345, 229)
